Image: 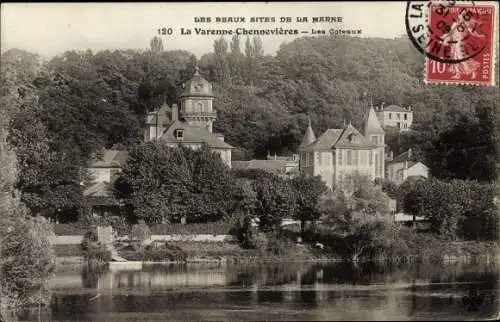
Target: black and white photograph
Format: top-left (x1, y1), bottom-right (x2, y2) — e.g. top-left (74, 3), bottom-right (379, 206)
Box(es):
top-left (1, 2), bottom-right (499, 321)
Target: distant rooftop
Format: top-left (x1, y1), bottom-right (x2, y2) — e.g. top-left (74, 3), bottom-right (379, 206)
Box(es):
top-left (90, 150), bottom-right (129, 168)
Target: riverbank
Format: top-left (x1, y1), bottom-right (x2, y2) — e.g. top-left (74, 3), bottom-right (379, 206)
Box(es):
top-left (54, 239), bottom-right (498, 266)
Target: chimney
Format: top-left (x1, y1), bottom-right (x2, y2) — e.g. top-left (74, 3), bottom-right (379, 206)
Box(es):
top-left (405, 160), bottom-right (408, 169)
top-left (274, 153), bottom-right (277, 160)
top-left (381, 102), bottom-right (385, 110)
top-left (172, 104), bottom-right (178, 122)
top-left (408, 148), bottom-right (412, 159)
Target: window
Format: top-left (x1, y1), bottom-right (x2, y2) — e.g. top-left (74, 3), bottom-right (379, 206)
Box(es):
top-left (360, 150), bottom-right (367, 165)
top-left (346, 150), bottom-right (352, 165)
top-left (352, 150), bottom-right (358, 165)
top-left (397, 113), bottom-right (401, 119)
top-left (348, 133), bottom-right (359, 143)
top-left (371, 135), bottom-right (379, 144)
top-left (389, 113), bottom-right (392, 119)
top-left (338, 150), bottom-right (343, 166)
top-left (197, 102), bottom-right (203, 112)
top-left (175, 129), bottom-right (184, 140)
top-left (323, 152), bottom-right (330, 166)
top-left (315, 152), bottom-right (320, 164)
top-left (404, 113), bottom-right (407, 120)
top-left (397, 122), bottom-right (401, 128)
top-left (318, 152), bottom-right (322, 166)
top-left (369, 150), bottom-right (373, 165)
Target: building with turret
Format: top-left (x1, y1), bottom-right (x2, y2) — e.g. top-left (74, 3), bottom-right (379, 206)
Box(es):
top-left (144, 67), bottom-right (234, 168)
top-left (298, 107), bottom-right (385, 189)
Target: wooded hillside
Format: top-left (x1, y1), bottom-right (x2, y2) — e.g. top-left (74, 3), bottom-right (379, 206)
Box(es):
top-left (2, 34), bottom-right (498, 216)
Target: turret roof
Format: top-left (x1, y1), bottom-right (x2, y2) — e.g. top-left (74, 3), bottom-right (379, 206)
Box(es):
top-left (364, 106), bottom-right (385, 134)
top-left (180, 66), bottom-right (214, 98)
top-left (299, 119), bottom-right (316, 148)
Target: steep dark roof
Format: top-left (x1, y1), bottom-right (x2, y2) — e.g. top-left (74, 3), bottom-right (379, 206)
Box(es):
top-left (299, 121), bottom-right (316, 148)
top-left (84, 182), bottom-right (112, 197)
top-left (364, 106), bottom-right (385, 134)
top-left (160, 120), bottom-right (234, 149)
top-left (334, 123), bottom-right (375, 149)
top-left (301, 129), bottom-right (343, 151)
top-left (90, 150), bottom-right (129, 168)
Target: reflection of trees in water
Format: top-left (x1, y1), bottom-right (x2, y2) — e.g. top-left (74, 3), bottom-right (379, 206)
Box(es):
top-left (81, 265), bottom-right (108, 288)
top-left (49, 294), bottom-right (93, 321)
top-left (226, 262), bottom-right (313, 287)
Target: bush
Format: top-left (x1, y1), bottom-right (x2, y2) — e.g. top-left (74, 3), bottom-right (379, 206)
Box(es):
top-left (130, 222), bottom-right (151, 242)
top-left (53, 223), bottom-right (88, 235)
top-left (1, 215), bottom-right (56, 311)
top-left (150, 222), bottom-right (234, 235)
top-left (264, 233), bottom-right (294, 257)
top-left (80, 229), bottom-right (111, 266)
top-left (81, 243), bottom-right (112, 263)
top-left (121, 244), bottom-right (187, 262)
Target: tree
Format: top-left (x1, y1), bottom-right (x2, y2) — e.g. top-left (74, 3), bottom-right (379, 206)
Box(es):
top-left (340, 172), bottom-right (391, 218)
top-left (213, 37), bottom-right (230, 86)
top-left (253, 175), bottom-right (296, 232)
top-left (229, 177), bottom-right (257, 225)
top-left (316, 173), bottom-right (394, 262)
top-left (116, 142), bottom-right (233, 224)
top-left (182, 145), bottom-right (234, 223)
top-left (403, 178), bottom-right (497, 240)
top-left (0, 88), bottom-right (55, 314)
top-left (291, 174), bottom-right (328, 233)
top-left (150, 36), bottom-right (164, 53)
top-left (116, 141), bottom-right (193, 224)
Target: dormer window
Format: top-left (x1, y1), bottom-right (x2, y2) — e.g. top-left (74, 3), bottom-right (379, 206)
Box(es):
top-left (174, 129), bottom-right (184, 140)
top-left (194, 82), bottom-right (204, 92)
top-left (348, 133), bottom-right (359, 143)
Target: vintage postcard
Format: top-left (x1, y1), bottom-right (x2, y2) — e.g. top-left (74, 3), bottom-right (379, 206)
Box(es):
top-left (1, 2), bottom-right (499, 322)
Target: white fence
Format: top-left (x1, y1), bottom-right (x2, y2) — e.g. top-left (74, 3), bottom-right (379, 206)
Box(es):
top-left (50, 234), bottom-right (234, 245)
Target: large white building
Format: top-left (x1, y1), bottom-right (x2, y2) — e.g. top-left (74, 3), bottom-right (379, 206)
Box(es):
top-left (375, 103), bottom-right (413, 132)
top-left (298, 106), bottom-right (385, 189)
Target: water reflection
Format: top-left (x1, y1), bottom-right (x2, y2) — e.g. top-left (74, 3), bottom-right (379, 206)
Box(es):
top-left (18, 261), bottom-right (499, 321)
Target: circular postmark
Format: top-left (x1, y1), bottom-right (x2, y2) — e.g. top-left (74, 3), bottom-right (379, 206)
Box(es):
top-left (405, 0), bottom-right (490, 64)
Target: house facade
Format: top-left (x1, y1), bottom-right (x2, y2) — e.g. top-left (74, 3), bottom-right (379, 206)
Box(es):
top-left (298, 107), bottom-right (385, 189)
top-left (375, 103), bottom-right (413, 132)
top-left (84, 150), bottom-right (129, 217)
top-left (144, 67), bottom-right (234, 168)
top-left (386, 148), bottom-right (429, 184)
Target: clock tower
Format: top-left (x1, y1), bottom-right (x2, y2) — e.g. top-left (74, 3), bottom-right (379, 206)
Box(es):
top-left (179, 66), bottom-right (217, 133)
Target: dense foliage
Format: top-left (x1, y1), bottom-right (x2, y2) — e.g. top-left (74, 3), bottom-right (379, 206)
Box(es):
top-left (116, 142), bottom-right (233, 224)
top-left (0, 86), bottom-right (56, 314)
top-left (2, 34), bottom-right (497, 255)
top-left (403, 178), bottom-right (498, 241)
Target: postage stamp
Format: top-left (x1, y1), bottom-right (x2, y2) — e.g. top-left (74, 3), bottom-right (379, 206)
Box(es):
top-left (406, 1), bottom-right (498, 86)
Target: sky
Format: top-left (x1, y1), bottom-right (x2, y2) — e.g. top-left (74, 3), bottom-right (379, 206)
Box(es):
top-left (1, 2), bottom-right (407, 60)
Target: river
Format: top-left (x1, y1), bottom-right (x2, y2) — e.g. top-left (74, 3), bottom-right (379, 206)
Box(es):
top-left (14, 260), bottom-right (499, 321)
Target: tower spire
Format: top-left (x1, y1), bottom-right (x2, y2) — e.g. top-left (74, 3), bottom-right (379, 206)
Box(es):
top-left (299, 117), bottom-right (316, 148)
top-left (194, 65), bottom-right (200, 75)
